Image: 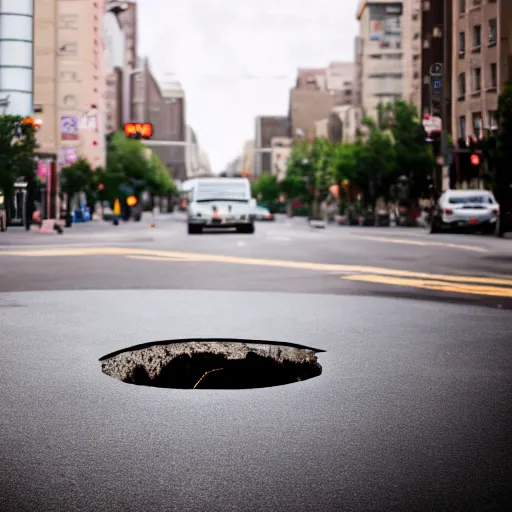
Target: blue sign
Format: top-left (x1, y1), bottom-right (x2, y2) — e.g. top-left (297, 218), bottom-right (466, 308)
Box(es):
top-left (433, 79), bottom-right (442, 91)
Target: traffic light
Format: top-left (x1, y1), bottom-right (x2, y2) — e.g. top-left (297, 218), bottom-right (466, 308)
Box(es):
top-left (123, 122), bottom-right (153, 139)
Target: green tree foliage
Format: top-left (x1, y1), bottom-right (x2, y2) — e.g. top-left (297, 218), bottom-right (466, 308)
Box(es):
top-left (105, 131), bottom-right (175, 198)
top-left (60, 158), bottom-right (93, 213)
top-left (353, 118), bottom-right (396, 203)
top-left (0, 115), bottom-right (38, 197)
top-left (251, 173), bottom-right (279, 201)
top-left (281, 100), bottom-right (434, 209)
top-left (147, 151), bottom-right (176, 195)
top-left (384, 100), bottom-right (433, 198)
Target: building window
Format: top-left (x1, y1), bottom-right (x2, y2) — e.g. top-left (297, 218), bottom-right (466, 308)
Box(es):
top-left (459, 0), bottom-right (466, 13)
top-left (459, 116), bottom-right (466, 138)
top-left (488, 18), bottom-right (497, 45)
top-left (458, 31), bottom-right (465, 57)
top-left (473, 67), bottom-right (481, 92)
top-left (472, 112), bottom-right (482, 138)
top-left (488, 110), bottom-right (498, 130)
top-left (490, 63), bottom-right (497, 88)
top-left (472, 25), bottom-right (481, 48)
top-left (458, 72), bottom-right (466, 97)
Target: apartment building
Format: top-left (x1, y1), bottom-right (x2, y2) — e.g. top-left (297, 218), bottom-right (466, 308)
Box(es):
top-left (34, 0), bottom-right (58, 156)
top-left (354, 36), bottom-right (364, 107)
top-left (289, 66), bottom-right (346, 143)
top-left (0, 0), bottom-right (34, 116)
top-left (356, 0), bottom-right (404, 121)
top-left (452, 0), bottom-right (500, 141)
top-left (254, 116), bottom-right (290, 176)
top-left (57, 0), bottom-right (106, 169)
top-left (241, 140), bottom-right (255, 176)
top-left (270, 137), bottom-right (292, 181)
top-left (132, 68), bottom-right (187, 181)
top-left (500, 0), bottom-right (512, 86)
top-left (402, 0), bottom-right (422, 112)
top-left (104, 0), bottom-right (137, 133)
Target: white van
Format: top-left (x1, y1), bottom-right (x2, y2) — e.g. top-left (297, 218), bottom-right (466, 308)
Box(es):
top-left (186, 177), bottom-right (256, 234)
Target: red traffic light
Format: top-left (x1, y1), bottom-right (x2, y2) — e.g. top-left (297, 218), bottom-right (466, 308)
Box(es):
top-left (124, 122), bottom-right (153, 139)
top-left (470, 153), bottom-right (481, 166)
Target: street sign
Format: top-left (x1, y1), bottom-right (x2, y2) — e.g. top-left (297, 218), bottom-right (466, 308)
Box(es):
top-left (422, 116), bottom-right (442, 133)
top-left (430, 63), bottom-right (443, 76)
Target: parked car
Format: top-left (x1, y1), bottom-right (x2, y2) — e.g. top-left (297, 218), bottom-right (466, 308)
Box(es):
top-left (428, 189), bottom-right (499, 234)
top-left (254, 206), bottom-right (274, 221)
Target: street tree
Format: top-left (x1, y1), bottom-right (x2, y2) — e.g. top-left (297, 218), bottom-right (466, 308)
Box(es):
top-left (60, 158), bottom-right (93, 216)
top-left (353, 117), bottom-right (396, 206)
top-left (251, 173), bottom-right (279, 202)
top-left (147, 151), bottom-right (176, 196)
top-left (0, 115), bottom-right (38, 216)
top-left (383, 100), bottom-right (433, 199)
top-left (330, 142), bottom-right (358, 212)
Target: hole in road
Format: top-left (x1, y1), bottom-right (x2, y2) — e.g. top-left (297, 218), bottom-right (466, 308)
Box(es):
top-left (100, 339), bottom-right (323, 389)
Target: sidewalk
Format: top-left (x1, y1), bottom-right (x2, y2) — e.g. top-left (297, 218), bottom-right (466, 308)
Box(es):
top-left (0, 212), bottom-right (174, 246)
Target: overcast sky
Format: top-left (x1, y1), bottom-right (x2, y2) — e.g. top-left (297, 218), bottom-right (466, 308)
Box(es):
top-left (137, 0), bottom-right (360, 172)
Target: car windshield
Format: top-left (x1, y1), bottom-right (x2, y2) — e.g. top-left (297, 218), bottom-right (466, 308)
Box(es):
top-left (196, 182), bottom-right (249, 202)
top-left (448, 195), bottom-right (493, 204)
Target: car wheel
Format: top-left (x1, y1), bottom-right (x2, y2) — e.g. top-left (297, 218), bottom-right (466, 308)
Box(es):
top-left (188, 224), bottom-right (201, 235)
top-left (237, 223), bottom-right (255, 234)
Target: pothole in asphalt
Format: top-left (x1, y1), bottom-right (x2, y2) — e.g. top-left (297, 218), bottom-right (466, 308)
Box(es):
top-left (100, 339), bottom-right (323, 389)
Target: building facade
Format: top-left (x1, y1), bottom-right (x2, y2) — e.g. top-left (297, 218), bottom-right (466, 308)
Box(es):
top-left (0, 0), bottom-right (34, 116)
top-left (420, 0), bottom-right (452, 127)
top-left (356, 0), bottom-right (404, 121)
top-left (254, 116), bottom-right (290, 176)
top-left (500, 0), bottom-right (512, 86)
top-left (452, 0), bottom-right (500, 141)
top-left (34, 0), bottom-right (58, 156)
top-left (354, 36), bottom-right (364, 107)
top-left (57, 0), bottom-right (106, 169)
top-left (270, 137), bottom-right (292, 182)
top-left (104, 0), bottom-right (137, 134)
top-left (241, 140), bottom-right (255, 177)
top-left (402, 0), bottom-right (422, 112)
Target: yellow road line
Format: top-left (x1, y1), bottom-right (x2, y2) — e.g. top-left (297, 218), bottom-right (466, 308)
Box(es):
top-left (2, 246), bottom-right (511, 287)
top-left (126, 255), bottom-right (208, 262)
top-left (353, 235), bottom-right (489, 253)
top-left (342, 274), bottom-right (512, 298)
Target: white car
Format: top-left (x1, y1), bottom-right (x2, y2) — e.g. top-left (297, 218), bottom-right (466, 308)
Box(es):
top-left (429, 189), bottom-right (499, 234)
top-left (187, 178), bottom-right (256, 234)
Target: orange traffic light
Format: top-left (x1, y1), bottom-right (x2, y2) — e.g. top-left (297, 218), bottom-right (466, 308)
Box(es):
top-left (124, 122), bottom-right (153, 139)
top-left (470, 153), bottom-right (481, 166)
top-left (126, 195), bottom-right (138, 207)
top-left (21, 117), bottom-right (43, 129)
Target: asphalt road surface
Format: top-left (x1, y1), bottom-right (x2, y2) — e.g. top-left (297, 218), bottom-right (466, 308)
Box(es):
top-left (1, 215), bottom-right (512, 511)
top-left (1, 213), bottom-right (511, 309)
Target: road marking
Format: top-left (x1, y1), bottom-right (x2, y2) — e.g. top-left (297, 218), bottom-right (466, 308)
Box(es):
top-left (342, 274), bottom-right (512, 298)
top-left (2, 246), bottom-right (511, 286)
top-left (127, 255), bottom-right (207, 262)
top-left (352, 235), bottom-right (489, 253)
